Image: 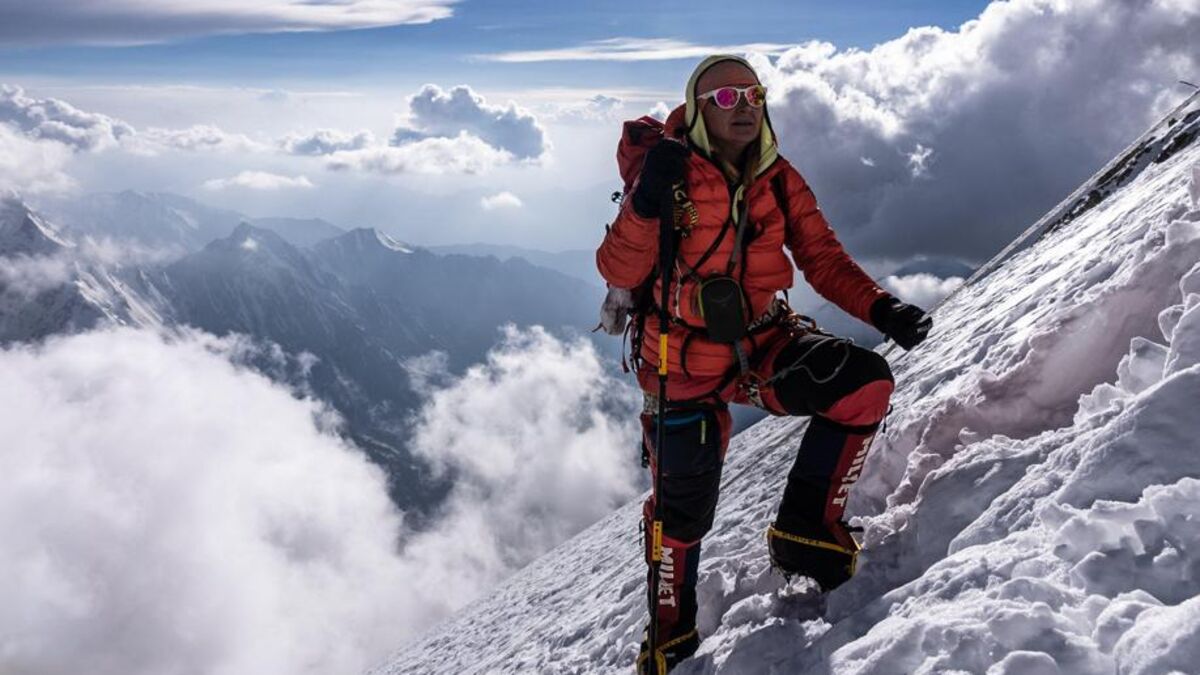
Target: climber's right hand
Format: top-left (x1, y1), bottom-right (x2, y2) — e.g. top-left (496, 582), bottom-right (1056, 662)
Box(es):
top-left (631, 141), bottom-right (690, 219)
top-left (870, 295), bottom-right (932, 351)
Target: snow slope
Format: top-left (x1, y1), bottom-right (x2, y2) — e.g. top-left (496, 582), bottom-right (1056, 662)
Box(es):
top-left (377, 93), bottom-right (1200, 674)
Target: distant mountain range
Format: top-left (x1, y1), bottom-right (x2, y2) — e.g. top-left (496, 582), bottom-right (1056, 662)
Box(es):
top-left (1, 191), bottom-right (605, 515)
top-left (38, 190), bottom-right (350, 254)
top-left (428, 243), bottom-right (601, 287)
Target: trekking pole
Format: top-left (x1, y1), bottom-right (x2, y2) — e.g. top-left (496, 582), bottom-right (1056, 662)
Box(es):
top-left (646, 181), bottom-right (677, 675)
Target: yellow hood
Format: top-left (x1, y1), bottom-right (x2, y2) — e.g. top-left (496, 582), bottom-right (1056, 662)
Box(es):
top-left (683, 54), bottom-right (778, 179)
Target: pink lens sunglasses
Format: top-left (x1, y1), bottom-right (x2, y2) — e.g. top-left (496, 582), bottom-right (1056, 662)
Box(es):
top-left (697, 84), bottom-right (767, 110)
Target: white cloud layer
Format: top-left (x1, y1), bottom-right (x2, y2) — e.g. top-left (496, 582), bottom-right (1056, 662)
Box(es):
top-left (480, 190), bottom-right (523, 210)
top-left (400, 325), bottom-right (642, 611)
top-left (0, 84), bottom-right (133, 152)
top-left (0, 328), bottom-right (412, 675)
top-left (751, 0), bottom-right (1200, 264)
top-left (326, 131), bottom-right (513, 175)
top-left (0, 251), bottom-right (72, 298)
top-left (394, 84), bottom-right (548, 160)
top-left (0, 230), bottom-right (186, 301)
top-left (0, 324), bottom-right (640, 674)
top-left (547, 94), bottom-right (625, 123)
top-left (483, 37), bottom-right (796, 63)
top-left (0, 83), bottom-right (269, 168)
top-left (0, 123), bottom-right (75, 194)
top-left (882, 272), bottom-right (964, 310)
top-left (280, 128), bottom-right (375, 155)
top-left (202, 170), bottom-right (315, 191)
top-left (138, 124), bottom-right (266, 154)
top-left (0, 0), bottom-right (456, 46)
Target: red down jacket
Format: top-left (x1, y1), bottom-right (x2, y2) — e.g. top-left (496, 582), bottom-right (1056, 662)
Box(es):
top-left (596, 103), bottom-right (888, 393)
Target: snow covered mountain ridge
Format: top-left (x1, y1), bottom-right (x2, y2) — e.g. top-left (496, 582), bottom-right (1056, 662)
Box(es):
top-left (378, 94), bottom-right (1200, 673)
top-left (0, 194), bottom-right (72, 255)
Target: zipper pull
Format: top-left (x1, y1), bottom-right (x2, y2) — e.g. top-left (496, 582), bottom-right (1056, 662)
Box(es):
top-left (700, 418), bottom-right (707, 444)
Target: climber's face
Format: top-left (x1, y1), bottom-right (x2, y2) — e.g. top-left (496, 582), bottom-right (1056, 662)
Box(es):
top-left (696, 61), bottom-right (764, 152)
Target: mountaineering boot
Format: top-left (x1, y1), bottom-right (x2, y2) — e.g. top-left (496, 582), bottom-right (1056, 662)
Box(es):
top-left (767, 519), bottom-right (859, 591)
top-left (638, 522), bottom-right (703, 673)
top-left (637, 626), bottom-right (700, 674)
top-left (769, 415), bottom-right (878, 591)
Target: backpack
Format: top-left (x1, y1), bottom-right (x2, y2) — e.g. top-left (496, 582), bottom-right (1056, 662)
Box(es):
top-left (606, 115), bottom-right (671, 374)
top-left (617, 115), bottom-right (671, 198)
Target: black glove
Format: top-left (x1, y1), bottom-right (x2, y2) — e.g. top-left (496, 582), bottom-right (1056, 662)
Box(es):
top-left (870, 295), bottom-right (932, 351)
top-left (631, 140), bottom-right (689, 219)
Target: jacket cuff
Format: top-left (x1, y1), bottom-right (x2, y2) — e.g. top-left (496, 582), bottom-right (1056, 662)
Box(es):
top-left (868, 294), bottom-right (897, 332)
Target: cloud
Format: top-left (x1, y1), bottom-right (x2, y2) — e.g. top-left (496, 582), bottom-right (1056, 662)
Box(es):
top-left (319, 84), bottom-right (548, 174)
top-left (482, 37), bottom-right (796, 63)
top-left (258, 89), bottom-right (291, 103)
top-left (0, 0), bottom-right (457, 46)
top-left (0, 84), bottom-right (133, 152)
top-left (548, 94), bottom-right (624, 123)
top-left (202, 170), bottom-right (315, 191)
top-left (882, 272), bottom-right (964, 309)
top-left (752, 0), bottom-right (1200, 265)
top-left (72, 236), bottom-right (183, 268)
top-left (0, 327), bottom-right (414, 675)
top-left (0, 323), bottom-right (639, 674)
top-left (0, 250), bottom-right (73, 298)
top-left (138, 124), bottom-right (266, 153)
top-left (0, 230), bottom-right (193, 304)
top-left (1, 84), bottom-right (270, 160)
top-left (480, 191), bottom-right (523, 210)
top-left (399, 325), bottom-right (641, 611)
top-left (280, 128), bottom-right (376, 156)
top-left (0, 202), bottom-right (186, 301)
top-left (394, 84), bottom-right (548, 160)
top-left (0, 123), bottom-right (75, 194)
top-left (648, 101), bottom-right (672, 121)
top-left (325, 132), bottom-right (513, 175)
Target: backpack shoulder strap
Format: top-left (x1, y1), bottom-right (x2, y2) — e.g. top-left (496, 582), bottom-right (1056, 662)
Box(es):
top-left (770, 170), bottom-right (789, 220)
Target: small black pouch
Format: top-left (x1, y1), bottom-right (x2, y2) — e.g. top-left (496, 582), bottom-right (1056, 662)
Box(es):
top-left (698, 276), bottom-right (748, 343)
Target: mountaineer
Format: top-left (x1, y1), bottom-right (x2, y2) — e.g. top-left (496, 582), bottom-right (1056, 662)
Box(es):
top-left (595, 54), bottom-right (932, 673)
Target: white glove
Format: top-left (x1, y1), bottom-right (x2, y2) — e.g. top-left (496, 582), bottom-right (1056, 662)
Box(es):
top-left (597, 287), bottom-right (636, 336)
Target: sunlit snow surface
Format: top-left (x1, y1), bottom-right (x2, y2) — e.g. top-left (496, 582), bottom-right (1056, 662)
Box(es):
top-left (377, 118), bottom-right (1200, 672)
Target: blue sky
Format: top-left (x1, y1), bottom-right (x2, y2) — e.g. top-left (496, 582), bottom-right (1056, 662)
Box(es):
top-left (0, 0), bottom-right (991, 90)
top-left (1, 0), bottom-right (1195, 279)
